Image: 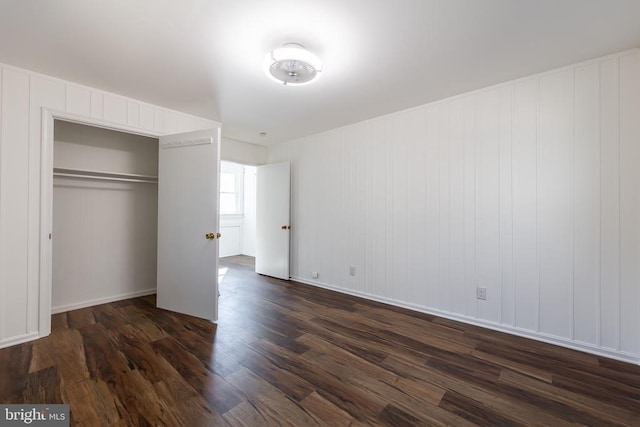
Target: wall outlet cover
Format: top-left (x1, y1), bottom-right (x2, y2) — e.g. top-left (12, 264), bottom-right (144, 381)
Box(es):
top-left (311, 272), bottom-right (319, 279)
top-left (477, 287), bottom-right (487, 300)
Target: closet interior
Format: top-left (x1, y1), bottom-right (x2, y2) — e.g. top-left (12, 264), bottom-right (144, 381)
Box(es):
top-left (52, 120), bottom-right (160, 313)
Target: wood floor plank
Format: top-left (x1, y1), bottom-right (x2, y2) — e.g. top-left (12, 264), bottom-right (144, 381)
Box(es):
top-left (570, 360), bottom-right (640, 388)
top-left (295, 333), bottom-right (400, 384)
top-left (0, 343), bottom-right (32, 403)
top-left (225, 366), bottom-right (319, 426)
top-left (377, 404), bottom-right (423, 426)
top-left (112, 331), bottom-right (170, 384)
top-left (28, 336), bottom-right (56, 374)
top-left (240, 351), bottom-right (316, 402)
top-left (439, 390), bottom-right (522, 426)
top-left (50, 312), bottom-right (69, 330)
top-left (0, 255), bottom-right (639, 426)
top-left (22, 366), bottom-right (62, 404)
top-left (65, 379), bottom-right (123, 426)
top-left (113, 369), bottom-right (185, 427)
top-left (152, 374), bottom-right (199, 405)
top-left (471, 349), bottom-right (553, 383)
top-left (79, 323), bottom-right (131, 384)
top-left (51, 328), bottom-right (91, 386)
top-left (499, 369), bottom-right (640, 426)
top-left (299, 349), bottom-right (449, 423)
top-left (249, 338), bottom-right (387, 423)
top-left (298, 391), bottom-right (359, 426)
top-left (323, 303), bottom-right (479, 353)
top-left (151, 336), bottom-right (244, 415)
top-left (173, 394), bottom-right (230, 426)
top-left (381, 355), bottom-right (575, 427)
top-left (223, 400), bottom-right (274, 426)
top-left (551, 372), bottom-right (640, 411)
top-left (66, 307), bottom-right (96, 329)
top-left (552, 368), bottom-right (640, 407)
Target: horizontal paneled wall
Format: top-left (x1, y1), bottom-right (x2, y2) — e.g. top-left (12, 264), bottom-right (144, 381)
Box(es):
top-left (0, 62), bottom-right (217, 348)
top-left (268, 50), bottom-right (640, 363)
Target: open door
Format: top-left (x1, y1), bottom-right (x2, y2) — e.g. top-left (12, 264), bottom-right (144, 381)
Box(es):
top-left (256, 162), bottom-right (290, 279)
top-left (157, 128), bottom-right (220, 321)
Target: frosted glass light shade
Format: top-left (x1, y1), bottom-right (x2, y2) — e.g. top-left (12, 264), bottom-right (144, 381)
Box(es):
top-left (265, 43), bottom-right (323, 86)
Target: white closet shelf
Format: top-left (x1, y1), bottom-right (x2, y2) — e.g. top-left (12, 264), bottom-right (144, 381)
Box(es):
top-left (53, 167), bottom-right (158, 184)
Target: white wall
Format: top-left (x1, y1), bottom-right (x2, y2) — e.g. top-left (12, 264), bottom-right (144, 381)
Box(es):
top-left (268, 49), bottom-right (640, 364)
top-left (54, 120), bottom-right (159, 175)
top-left (0, 62), bottom-right (217, 348)
top-left (221, 137), bottom-right (267, 166)
top-left (52, 121), bottom-right (158, 313)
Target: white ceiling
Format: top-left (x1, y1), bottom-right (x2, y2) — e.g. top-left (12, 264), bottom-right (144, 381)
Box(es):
top-left (0, 1), bottom-right (639, 145)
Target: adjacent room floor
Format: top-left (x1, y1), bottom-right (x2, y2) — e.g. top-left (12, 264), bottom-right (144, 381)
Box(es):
top-left (1, 255), bottom-right (639, 425)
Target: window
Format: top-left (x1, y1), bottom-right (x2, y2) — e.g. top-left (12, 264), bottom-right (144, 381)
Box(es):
top-left (220, 161), bottom-right (244, 215)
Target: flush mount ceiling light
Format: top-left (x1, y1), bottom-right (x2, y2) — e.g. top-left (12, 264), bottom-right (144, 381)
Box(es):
top-left (265, 43), bottom-right (323, 86)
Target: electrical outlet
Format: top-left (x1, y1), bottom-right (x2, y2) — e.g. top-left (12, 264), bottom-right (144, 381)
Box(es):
top-left (311, 272), bottom-right (319, 279)
top-left (349, 266), bottom-right (356, 276)
top-left (477, 287), bottom-right (487, 300)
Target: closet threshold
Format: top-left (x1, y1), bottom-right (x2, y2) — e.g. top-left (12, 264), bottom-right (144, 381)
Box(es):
top-left (53, 167), bottom-right (158, 184)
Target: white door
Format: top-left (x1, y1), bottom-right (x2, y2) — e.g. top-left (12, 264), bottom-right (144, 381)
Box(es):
top-left (256, 162), bottom-right (291, 279)
top-left (157, 128), bottom-right (220, 321)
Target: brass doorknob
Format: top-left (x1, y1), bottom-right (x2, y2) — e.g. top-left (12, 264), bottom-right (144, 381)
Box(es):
top-left (205, 233), bottom-right (215, 240)
top-left (281, 225), bottom-right (287, 230)
top-left (281, 225), bottom-right (291, 230)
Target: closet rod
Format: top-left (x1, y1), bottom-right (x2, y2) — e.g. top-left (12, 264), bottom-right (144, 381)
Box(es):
top-left (53, 173), bottom-right (158, 184)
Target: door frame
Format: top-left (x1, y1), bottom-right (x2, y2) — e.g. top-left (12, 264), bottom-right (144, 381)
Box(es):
top-left (39, 108), bottom-right (167, 338)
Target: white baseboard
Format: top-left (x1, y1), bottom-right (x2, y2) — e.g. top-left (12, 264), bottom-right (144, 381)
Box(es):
top-left (291, 276), bottom-right (640, 366)
top-left (51, 288), bottom-right (156, 314)
top-left (0, 332), bottom-right (40, 349)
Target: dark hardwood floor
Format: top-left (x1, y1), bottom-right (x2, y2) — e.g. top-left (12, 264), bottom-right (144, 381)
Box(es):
top-left (1, 255), bottom-right (640, 425)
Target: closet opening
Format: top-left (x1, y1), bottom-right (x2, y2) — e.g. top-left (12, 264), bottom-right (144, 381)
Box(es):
top-left (40, 110), bottom-right (222, 337)
top-left (51, 120), bottom-right (160, 314)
